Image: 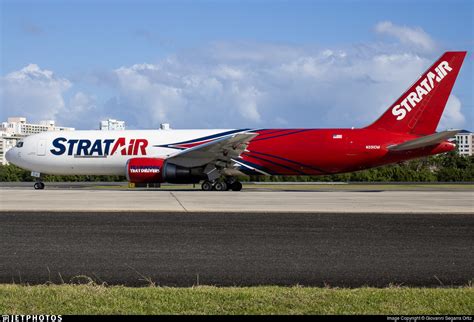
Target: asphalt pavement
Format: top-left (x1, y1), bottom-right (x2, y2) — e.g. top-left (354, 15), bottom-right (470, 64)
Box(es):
top-left (0, 211), bottom-right (472, 287)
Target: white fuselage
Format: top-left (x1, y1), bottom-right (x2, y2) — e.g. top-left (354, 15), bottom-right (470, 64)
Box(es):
top-left (6, 129), bottom-right (237, 175)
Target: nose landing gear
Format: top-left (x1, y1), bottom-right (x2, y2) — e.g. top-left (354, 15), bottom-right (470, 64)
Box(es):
top-left (31, 171), bottom-right (45, 190)
top-left (33, 182), bottom-right (45, 190)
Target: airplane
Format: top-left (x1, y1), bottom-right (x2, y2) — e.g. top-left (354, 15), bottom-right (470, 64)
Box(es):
top-left (5, 51), bottom-right (467, 191)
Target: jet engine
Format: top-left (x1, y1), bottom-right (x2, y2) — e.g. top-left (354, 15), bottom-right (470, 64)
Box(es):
top-left (126, 157), bottom-right (203, 184)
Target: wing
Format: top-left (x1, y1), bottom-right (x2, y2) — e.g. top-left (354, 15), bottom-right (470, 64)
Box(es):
top-left (166, 132), bottom-right (258, 168)
top-left (388, 129), bottom-right (460, 152)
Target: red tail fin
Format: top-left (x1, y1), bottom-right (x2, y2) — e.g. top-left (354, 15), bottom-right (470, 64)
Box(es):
top-left (365, 51), bottom-right (467, 135)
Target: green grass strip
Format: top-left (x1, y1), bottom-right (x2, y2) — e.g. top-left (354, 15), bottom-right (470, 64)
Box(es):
top-left (1, 285), bottom-right (473, 315)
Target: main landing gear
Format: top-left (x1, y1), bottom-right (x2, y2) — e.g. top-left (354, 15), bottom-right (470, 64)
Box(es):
top-left (201, 179), bottom-right (243, 191)
top-left (201, 181), bottom-right (214, 191)
top-left (229, 181), bottom-right (243, 191)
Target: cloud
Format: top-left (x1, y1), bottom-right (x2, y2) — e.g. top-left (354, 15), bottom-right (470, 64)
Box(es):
top-left (1, 22), bottom-right (467, 131)
top-left (0, 64), bottom-right (71, 122)
top-left (56, 92), bottom-right (98, 129)
top-left (105, 59), bottom-right (265, 129)
top-left (375, 21), bottom-right (436, 52)
top-left (0, 65), bottom-right (102, 129)
top-left (439, 95), bottom-right (465, 130)
top-left (100, 45), bottom-right (436, 129)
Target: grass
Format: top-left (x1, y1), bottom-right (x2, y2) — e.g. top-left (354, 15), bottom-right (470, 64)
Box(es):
top-left (0, 284), bottom-right (473, 315)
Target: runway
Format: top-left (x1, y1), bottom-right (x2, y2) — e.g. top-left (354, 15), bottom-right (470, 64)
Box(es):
top-left (1, 211), bottom-right (473, 287)
top-left (1, 188), bottom-right (473, 213)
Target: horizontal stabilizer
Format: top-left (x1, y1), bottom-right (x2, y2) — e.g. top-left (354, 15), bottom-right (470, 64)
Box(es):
top-left (388, 129), bottom-right (460, 151)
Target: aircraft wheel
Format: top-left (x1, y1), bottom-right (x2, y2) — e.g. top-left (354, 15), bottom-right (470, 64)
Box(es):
top-left (231, 181), bottom-right (242, 191)
top-left (201, 181), bottom-right (213, 191)
top-left (214, 181), bottom-right (227, 191)
top-left (34, 182), bottom-right (45, 190)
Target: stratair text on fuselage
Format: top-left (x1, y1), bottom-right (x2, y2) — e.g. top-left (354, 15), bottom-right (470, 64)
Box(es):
top-left (50, 137), bottom-right (148, 156)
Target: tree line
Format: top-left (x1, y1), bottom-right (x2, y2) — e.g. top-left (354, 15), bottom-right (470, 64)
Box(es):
top-left (0, 152), bottom-right (472, 182)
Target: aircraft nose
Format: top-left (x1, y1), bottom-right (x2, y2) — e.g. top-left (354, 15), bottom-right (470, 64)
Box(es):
top-left (5, 148), bottom-right (16, 164)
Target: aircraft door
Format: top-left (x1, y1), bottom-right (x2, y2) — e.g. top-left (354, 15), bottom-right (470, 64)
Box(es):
top-left (37, 140), bottom-right (46, 156)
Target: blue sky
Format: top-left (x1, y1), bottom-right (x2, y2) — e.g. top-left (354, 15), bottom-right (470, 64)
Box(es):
top-left (1, 0), bottom-right (473, 130)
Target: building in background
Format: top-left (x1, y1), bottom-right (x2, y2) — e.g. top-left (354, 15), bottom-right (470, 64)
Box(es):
top-left (159, 123), bottom-right (171, 130)
top-left (1, 117), bottom-right (74, 136)
top-left (455, 130), bottom-right (473, 156)
top-left (100, 119), bottom-right (125, 131)
top-left (0, 117), bottom-right (75, 165)
top-left (0, 133), bottom-right (17, 165)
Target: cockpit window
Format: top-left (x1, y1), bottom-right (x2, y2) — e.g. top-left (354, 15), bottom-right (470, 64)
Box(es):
top-left (16, 141), bottom-right (23, 148)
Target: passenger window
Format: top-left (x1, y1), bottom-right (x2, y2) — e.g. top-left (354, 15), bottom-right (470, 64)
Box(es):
top-left (16, 141), bottom-right (23, 148)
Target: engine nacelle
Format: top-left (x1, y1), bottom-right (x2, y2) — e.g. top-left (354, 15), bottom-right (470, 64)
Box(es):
top-left (126, 157), bottom-right (166, 183)
top-left (126, 157), bottom-right (203, 184)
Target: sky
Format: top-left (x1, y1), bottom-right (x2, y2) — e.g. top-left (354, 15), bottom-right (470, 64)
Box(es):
top-left (1, 0), bottom-right (473, 130)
